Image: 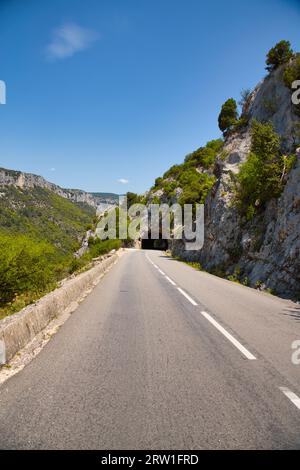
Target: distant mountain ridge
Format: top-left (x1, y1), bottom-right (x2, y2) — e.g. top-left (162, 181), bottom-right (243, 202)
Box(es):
top-left (90, 192), bottom-right (121, 204)
top-left (0, 167), bottom-right (120, 208)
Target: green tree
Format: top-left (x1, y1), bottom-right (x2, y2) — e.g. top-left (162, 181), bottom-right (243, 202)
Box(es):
top-left (265, 40), bottom-right (293, 72)
top-left (154, 177), bottom-right (163, 187)
top-left (218, 98), bottom-right (238, 134)
top-left (126, 192), bottom-right (143, 209)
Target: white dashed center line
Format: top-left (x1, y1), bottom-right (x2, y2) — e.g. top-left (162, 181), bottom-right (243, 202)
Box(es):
top-left (200, 310), bottom-right (256, 360)
top-left (165, 276), bottom-right (176, 286)
top-left (177, 287), bottom-right (198, 306)
top-left (146, 253), bottom-right (256, 361)
top-left (279, 387), bottom-right (300, 410)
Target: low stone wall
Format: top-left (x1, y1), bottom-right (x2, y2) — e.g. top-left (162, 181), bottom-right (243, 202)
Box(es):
top-left (0, 253), bottom-right (119, 365)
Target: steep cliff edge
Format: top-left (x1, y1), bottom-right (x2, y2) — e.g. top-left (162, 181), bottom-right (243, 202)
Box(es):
top-left (148, 52), bottom-right (300, 299)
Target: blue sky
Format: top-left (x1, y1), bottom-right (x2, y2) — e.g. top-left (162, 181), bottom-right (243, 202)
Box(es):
top-left (0, 0), bottom-right (300, 194)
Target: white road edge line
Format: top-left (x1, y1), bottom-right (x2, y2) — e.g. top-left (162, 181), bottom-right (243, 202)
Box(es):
top-left (177, 287), bottom-right (198, 306)
top-left (165, 276), bottom-right (176, 286)
top-left (158, 269), bottom-right (165, 276)
top-left (279, 387), bottom-right (300, 410)
top-left (200, 310), bottom-right (256, 360)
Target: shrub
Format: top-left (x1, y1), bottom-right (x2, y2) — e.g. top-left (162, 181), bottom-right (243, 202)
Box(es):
top-left (0, 233), bottom-right (57, 306)
top-left (178, 171), bottom-right (216, 205)
top-left (206, 139), bottom-right (224, 153)
top-left (154, 177), bottom-right (163, 187)
top-left (126, 192), bottom-right (144, 208)
top-left (283, 55), bottom-right (300, 117)
top-left (163, 165), bottom-right (182, 179)
top-left (235, 120), bottom-right (295, 218)
top-left (234, 114), bottom-right (250, 131)
top-left (185, 139), bottom-right (224, 168)
top-left (251, 119), bottom-right (281, 158)
top-left (88, 238), bottom-right (122, 258)
top-left (69, 256), bottom-right (87, 274)
top-left (238, 89), bottom-right (252, 110)
top-left (283, 56), bottom-right (300, 88)
top-left (149, 139), bottom-right (222, 208)
top-left (265, 40), bottom-right (294, 72)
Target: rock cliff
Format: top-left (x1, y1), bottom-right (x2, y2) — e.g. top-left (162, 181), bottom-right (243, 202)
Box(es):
top-left (151, 60), bottom-right (300, 299)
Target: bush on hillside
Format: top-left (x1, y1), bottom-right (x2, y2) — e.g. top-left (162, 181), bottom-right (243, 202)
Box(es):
top-left (283, 55), bottom-right (300, 88)
top-left (88, 237), bottom-right (122, 258)
top-left (178, 170), bottom-right (216, 205)
top-left (235, 120), bottom-right (295, 219)
top-left (283, 55), bottom-right (300, 117)
top-left (0, 233), bottom-right (58, 306)
top-left (184, 139), bottom-right (223, 168)
top-left (149, 139), bottom-right (222, 207)
top-left (238, 89), bottom-right (252, 110)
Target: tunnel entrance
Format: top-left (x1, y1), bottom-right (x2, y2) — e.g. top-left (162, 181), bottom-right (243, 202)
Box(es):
top-left (141, 237), bottom-right (168, 250)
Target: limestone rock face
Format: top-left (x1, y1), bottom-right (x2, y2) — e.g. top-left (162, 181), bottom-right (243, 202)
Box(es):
top-left (168, 64), bottom-right (300, 299)
top-left (243, 155), bottom-right (300, 295)
top-left (247, 66), bottom-right (299, 152)
top-left (0, 167), bottom-right (98, 208)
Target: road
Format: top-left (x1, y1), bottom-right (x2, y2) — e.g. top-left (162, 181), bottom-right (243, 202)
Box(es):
top-left (0, 249), bottom-right (300, 449)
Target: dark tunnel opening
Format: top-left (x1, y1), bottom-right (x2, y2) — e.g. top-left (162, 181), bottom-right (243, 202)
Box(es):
top-left (141, 237), bottom-right (168, 250)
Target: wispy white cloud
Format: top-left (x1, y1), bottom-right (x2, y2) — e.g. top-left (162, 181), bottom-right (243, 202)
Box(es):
top-left (117, 178), bottom-right (129, 184)
top-left (50, 167), bottom-right (56, 172)
top-left (46, 23), bottom-right (99, 60)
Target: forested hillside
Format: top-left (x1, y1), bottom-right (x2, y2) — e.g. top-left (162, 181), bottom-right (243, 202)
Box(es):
top-left (0, 186), bottom-right (95, 253)
top-left (0, 171), bottom-right (121, 318)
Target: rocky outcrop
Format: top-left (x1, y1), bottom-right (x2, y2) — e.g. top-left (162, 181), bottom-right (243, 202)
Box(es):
top-left (247, 65), bottom-right (299, 151)
top-left (165, 63), bottom-right (300, 299)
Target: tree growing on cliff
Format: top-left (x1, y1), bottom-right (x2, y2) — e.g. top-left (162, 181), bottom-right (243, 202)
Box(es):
top-left (218, 98), bottom-right (238, 135)
top-left (235, 120), bottom-right (295, 219)
top-left (265, 40), bottom-right (294, 72)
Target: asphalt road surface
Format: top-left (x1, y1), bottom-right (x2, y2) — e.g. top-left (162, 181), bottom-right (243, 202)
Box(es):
top-left (0, 249), bottom-right (300, 449)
